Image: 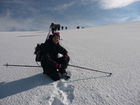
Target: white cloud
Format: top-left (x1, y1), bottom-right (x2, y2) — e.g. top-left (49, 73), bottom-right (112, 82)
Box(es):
top-left (0, 12), bottom-right (53, 31)
top-left (100, 0), bottom-right (140, 9)
top-left (113, 17), bottom-right (130, 23)
top-left (0, 15), bottom-right (37, 31)
top-left (80, 0), bottom-right (98, 5)
top-left (47, 1), bottom-right (76, 11)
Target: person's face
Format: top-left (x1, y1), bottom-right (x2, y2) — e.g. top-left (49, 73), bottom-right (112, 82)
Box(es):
top-left (52, 36), bottom-right (60, 44)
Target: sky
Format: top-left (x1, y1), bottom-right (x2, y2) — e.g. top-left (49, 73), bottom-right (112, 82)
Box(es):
top-left (0, 0), bottom-right (140, 31)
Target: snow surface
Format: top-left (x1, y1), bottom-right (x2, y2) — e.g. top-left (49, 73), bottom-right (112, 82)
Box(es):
top-left (0, 21), bottom-right (140, 105)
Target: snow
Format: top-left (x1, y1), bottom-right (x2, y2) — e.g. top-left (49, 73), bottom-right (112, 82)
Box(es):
top-left (1, 21), bottom-right (140, 105)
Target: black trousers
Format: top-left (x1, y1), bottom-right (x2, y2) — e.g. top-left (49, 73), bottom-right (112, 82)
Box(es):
top-left (41, 56), bottom-right (70, 81)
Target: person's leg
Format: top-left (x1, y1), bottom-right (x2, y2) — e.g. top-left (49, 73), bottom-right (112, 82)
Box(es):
top-left (47, 69), bottom-right (61, 81)
top-left (57, 56), bottom-right (70, 74)
top-left (41, 60), bottom-right (49, 74)
top-left (41, 57), bottom-right (62, 81)
top-left (57, 56), bottom-right (71, 80)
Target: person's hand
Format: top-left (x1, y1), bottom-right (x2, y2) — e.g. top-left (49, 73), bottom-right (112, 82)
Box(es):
top-left (64, 55), bottom-right (69, 60)
top-left (55, 64), bottom-right (61, 69)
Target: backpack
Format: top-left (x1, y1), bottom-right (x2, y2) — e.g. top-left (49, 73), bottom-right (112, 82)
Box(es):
top-left (34, 43), bottom-right (45, 62)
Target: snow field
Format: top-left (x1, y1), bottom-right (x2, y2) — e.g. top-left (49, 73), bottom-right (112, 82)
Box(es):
top-left (1, 21), bottom-right (140, 105)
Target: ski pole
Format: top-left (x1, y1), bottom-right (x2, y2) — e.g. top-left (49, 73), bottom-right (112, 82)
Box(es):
top-left (3, 63), bottom-right (112, 76)
top-left (68, 64), bottom-right (112, 76)
top-left (46, 28), bottom-right (51, 39)
top-left (3, 63), bottom-right (41, 68)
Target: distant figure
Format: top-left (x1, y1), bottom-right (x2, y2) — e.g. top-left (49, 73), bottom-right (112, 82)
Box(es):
top-left (61, 26), bottom-right (64, 30)
top-left (77, 26), bottom-right (80, 29)
top-left (50, 23), bottom-right (61, 34)
top-left (41, 32), bottom-right (70, 81)
top-left (50, 23), bottom-right (56, 34)
top-left (65, 26), bottom-right (67, 30)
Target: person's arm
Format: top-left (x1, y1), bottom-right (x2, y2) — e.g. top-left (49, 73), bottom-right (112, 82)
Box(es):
top-left (45, 52), bottom-right (61, 69)
top-left (58, 45), bottom-right (68, 56)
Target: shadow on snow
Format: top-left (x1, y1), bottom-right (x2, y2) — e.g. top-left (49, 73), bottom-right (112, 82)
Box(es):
top-left (0, 71), bottom-right (111, 99)
top-left (0, 73), bottom-right (53, 99)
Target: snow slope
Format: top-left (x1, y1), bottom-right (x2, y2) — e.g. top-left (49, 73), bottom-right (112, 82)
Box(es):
top-left (0, 21), bottom-right (140, 105)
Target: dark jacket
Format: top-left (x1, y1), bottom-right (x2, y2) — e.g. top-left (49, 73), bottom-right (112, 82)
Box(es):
top-left (41, 35), bottom-right (68, 68)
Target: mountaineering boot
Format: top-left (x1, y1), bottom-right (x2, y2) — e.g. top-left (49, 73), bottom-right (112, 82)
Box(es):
top-left (60, 71), bottom-right (71, 80)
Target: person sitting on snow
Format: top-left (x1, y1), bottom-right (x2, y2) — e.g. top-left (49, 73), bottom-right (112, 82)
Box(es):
top-left (41, 32), bottom-right (70, 81)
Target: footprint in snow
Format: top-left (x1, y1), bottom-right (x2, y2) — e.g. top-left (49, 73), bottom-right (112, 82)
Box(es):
top-left (48, 80), bottom-right (75, 105)
top-left (57, 80), bottom-right (75, 103)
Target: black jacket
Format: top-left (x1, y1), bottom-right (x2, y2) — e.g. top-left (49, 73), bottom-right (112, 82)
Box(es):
top-left (41, 35), bottom-right (68, 68)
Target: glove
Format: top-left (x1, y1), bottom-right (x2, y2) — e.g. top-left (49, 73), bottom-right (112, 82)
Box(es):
top-left (55, 64), bottom-right (61, 69)
top-left (63, 55), bottom-right (69, 60)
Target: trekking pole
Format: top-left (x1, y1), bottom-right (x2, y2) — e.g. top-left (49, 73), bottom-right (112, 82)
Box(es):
top-left (68, 64), bottom-right (112, 76)
top-left (46, 28), bottom-right (51, 38)
top-left (3, 63), bottom-right (41, 68)
top-left (45, 27), bottom-right (51, 43)
top-left (3, 63), bottom-right (112, 76)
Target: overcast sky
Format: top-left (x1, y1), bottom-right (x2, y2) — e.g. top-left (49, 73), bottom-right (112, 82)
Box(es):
top-left (0, 0), bottom-right (140, 31)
